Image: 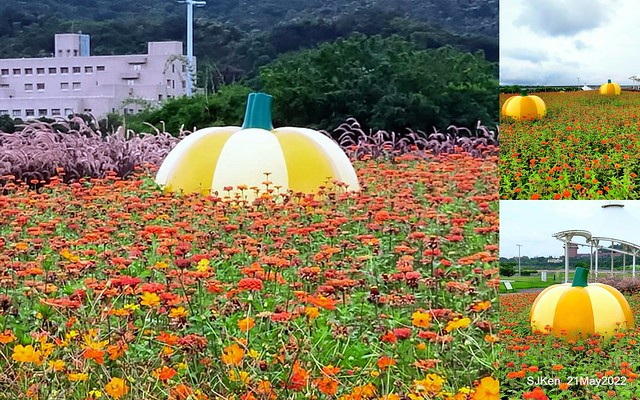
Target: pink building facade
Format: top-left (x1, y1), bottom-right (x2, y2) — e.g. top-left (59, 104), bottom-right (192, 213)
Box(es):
top-left (0, 34), bottom-right (190, 119)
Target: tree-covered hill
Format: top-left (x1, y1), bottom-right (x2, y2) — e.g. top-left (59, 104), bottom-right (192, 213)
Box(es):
top-left (0, 1), bottom-right (497, 88)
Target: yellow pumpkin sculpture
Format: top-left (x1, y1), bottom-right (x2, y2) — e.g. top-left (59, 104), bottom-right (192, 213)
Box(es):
top-left (501, 89), bottom-right (546, 120)
top-left (155, 92), bottom-right (360, 200)
top-left (599, 79), bottom-right (621, 95)
top-left (529, 267), bottom-right (634, 340)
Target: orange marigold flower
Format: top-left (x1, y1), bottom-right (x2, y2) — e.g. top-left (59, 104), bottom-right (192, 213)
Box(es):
top-left (445, 317), bottom-right (471, 332)
top-left (67, 373), bottom-right (89, 381)
top-left (0, 329), bottom-right (16, 344)
top-left (473, 376), bottom-right (499, 400)
top-left (238, 317), bottom-right (255, 332)
top-left (105, 377), bottom-right (129, 399)
top-left (221, 343), bottom-right (245, 366)
top-left (153, 365), bottom-right (177, 381)
top-left (377, 355), bottom-right (396, 370)
top-left (169, 307), bottom-right (188, 319)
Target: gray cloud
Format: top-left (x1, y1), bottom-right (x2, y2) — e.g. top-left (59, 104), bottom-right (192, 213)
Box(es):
top-left (501, 48), bottom-right (550, 63)
top-left (514, 0), bottom-right (612, 37)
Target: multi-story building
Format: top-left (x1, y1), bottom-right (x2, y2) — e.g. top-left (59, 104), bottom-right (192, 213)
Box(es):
top-left (0, 33), bottom-right (191, 119)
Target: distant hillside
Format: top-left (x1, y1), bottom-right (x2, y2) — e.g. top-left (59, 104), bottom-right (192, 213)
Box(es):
top-left (4, 0), bottom-right (497, 37)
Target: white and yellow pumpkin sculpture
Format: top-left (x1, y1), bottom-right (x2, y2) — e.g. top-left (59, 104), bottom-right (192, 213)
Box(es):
top-left (155, 92), bottom-right (360, 200)
top-left (529, 267), bottom-right (634, 340)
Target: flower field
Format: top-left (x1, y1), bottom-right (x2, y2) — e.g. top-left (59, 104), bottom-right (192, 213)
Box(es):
top-left (500, 91), bottom-right (640, 199)
top-left (0, 151), bottom-right (499, 399)
top-left (499, 292), bottom-right (640, 399)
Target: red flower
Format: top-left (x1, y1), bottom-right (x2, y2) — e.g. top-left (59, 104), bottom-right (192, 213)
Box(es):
top-left (238, 278), bottom-right (263, 291)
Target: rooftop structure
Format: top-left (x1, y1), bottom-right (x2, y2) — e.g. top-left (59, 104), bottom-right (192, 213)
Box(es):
top-left (0, 34), bottom-right (190, 119)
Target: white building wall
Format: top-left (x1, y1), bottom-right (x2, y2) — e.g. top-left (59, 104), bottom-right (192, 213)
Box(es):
top-left (0, 34), bottom-right (191, 119)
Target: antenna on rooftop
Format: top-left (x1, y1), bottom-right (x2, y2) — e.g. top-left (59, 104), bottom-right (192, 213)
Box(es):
top-left (177, 0), bottom-right (206, 97)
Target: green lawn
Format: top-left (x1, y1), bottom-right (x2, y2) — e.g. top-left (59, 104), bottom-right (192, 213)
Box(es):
top-left (499, 273), bottom-right (570, 293)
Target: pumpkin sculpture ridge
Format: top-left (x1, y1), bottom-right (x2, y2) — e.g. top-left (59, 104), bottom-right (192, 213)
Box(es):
top-left (155, 92), bottom-right (360, 200)
top-left (529, 267), bottom-right (634, 340)
top-left (599, 79), bottom-right (621, 96)
top-left (501, 89), bottom-right (546, 121)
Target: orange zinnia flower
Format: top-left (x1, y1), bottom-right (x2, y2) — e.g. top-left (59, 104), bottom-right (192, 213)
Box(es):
top-left (377, 355), bottom-right (396, 370)
top-left (153, 365), bottom-right (177, 381)
top-left (237, 317), bottom-right (255, 332)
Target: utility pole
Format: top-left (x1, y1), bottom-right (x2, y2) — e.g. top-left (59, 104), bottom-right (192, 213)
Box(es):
top-left (178, 0), bottom-right (206, 96)
top-left (517, 244), bottom-right (522, 276)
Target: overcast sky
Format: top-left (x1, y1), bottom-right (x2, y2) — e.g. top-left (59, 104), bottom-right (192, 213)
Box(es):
top-left (500, 201), bottom-right (640, 258)
top-left (500, 0), bottom-right (640, 86)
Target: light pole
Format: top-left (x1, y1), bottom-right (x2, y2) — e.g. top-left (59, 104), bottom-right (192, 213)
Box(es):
top-left (178, 0), bottom-right (206, 96)
top-left (517, 244), bottom-right (522, 276)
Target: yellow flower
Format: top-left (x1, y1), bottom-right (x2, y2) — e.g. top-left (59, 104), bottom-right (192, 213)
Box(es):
top-left (305, 306), bottom-right (319, 321)
top-left (169, 307), bottom-right (188, 319)
top-left (414, 374), bottom-right (444, 395)
top-left (197, 259), bottom-right (210, 272)
top-left (123, 303), bottom-right (140, 311)
top-left (12, 344), bottom-right (42, 364)
top-left (48, 359), bottom-right (65, 372)
top-left (412, 310), bottom-right (431, 328)
top-left (88, 390), bottom-right (103, 399)
top-left (445, 317), bottom-right (471, 332)
top-left (68, 373), bottom-right (89, 381)
top-left (229, 370), bottom-right (251, 384)
top-left (140, 291), bottom-right (160, 307)
top-left (104, 377), bottom-right (129, 399)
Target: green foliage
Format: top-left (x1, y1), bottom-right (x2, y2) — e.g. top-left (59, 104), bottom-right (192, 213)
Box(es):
top-left (125, 84), bottom-right (253, 135)
top-left (260, 34), bottom-right (498, 132)
top-left (500, 262), bottom-right (516, 277)
top-left (0, 115), bottom-right (19, 133)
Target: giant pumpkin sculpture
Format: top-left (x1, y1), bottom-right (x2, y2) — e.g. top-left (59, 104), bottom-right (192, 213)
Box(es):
top-left (599, 79), bottom-right (621, 95)
top-left (156, 92), bottom-right (360, 200)
top-left (501, 89), bottom-right (546, 120)
top-left (529, 267), bottom-right (634, 340)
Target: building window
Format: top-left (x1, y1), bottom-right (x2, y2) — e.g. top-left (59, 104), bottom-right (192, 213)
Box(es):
top-left (64, 108), bottom-right (73, 115)
top-left (13, 68), bottom-right (20, 75)
top-left (0, 84), bottom-right (8, 88)
top-left (182, 65), bottom-right (186, 72)
top-left (97, 66), bottom-right (105, 71)
top-left (0, 110), bottom-right (8, 116)
top-left (126, 79), bottom-right (135, 86)
top-left (24, 83), bottom-right (33, 91)
top-left (60, 67), bottom-right (69, 74)
top-left (36, 67), bottom-right (45, 75)
top-left (25, 109), bottom-right (34, 117)
top-left (72, 82), bottom-right (81, 90)
top-left (166, 79), bottom-right (171, 88)
top-left (73, 50), bottom-right (78, 56)
top-left (73, 67), bottom-right (81, 73)
top-left (172, 64), bottom-right (175, 73)
top-left (182, 80), bottom-right (186, 89)
top-left (25, 68), bottom-right (33, 75)
top-left (133, 64), bottom-right (141, 71)
top-left (12, 110), bottom-right (21, 117)
top-left (60, 82), bottom-right (69, 90)
top-left (36, 83), bottom-right (45, 91)
top-left (1, 69), bottom-right (8, 76)
top-left (38, 109), bottom-right (47, 116)
top-left (158, 94), bottom-right (163, 101)
top-left (51, 109), bottom-right (61, 116)
top-left (49, 67), bottom-right (56, 74)
top-left (84, 108), bottom-right (92, 113)
top-left (85, 66), bottom-right (93, 73)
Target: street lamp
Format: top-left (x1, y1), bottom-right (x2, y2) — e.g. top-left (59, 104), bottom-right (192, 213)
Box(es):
top-left (178, 0), bottom-right (206, 96)
top-left (517, 244), bottom-right (522, 276)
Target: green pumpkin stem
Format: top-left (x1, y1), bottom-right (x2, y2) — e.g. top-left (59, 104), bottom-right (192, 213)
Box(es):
top-left (241, 92), bottom-right (274, 130)
top-left (520, 89), bottom-right (528, 97)
top-left (572, 267), bottom-right (589, 287)
top-left (608, 79), bottom-right (612, 83)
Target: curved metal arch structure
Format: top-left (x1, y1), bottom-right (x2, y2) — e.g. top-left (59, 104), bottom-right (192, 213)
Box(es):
top-left (553, 230), bottom-right (640, 283)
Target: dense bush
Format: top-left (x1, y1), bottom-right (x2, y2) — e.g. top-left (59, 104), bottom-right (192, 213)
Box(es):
top-left (595, 275), bottom-right (640, 295)
top-left (260, 35), bottom-right (498, 133)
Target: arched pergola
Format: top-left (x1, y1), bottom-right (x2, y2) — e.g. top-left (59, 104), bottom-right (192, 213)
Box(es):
top-left (553, 230), bottom-right (640, 283)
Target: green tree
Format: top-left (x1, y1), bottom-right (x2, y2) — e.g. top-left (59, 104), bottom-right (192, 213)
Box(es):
top-left (259, 34), bottom-right (497, 132)
top-left (500, 262), bottom-right (516, 278)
